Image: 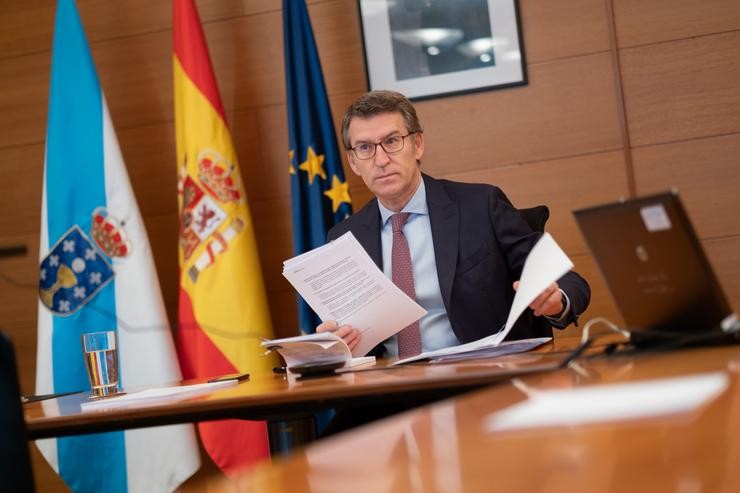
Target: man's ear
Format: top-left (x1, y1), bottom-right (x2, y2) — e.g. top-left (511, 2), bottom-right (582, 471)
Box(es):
top-left (413, 132), bottom-right (425, 161)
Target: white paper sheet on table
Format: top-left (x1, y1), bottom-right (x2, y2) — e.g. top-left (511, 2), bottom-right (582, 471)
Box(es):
top-left (282, 232), bottom-right (427, 357)
top-left (486, 371), bottom-right (729, 431)
top-left (80, 379), bottom-right (237, 411)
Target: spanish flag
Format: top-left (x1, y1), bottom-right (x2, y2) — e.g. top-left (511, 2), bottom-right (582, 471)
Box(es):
top-left (173, 0), bottom-right (275, 475)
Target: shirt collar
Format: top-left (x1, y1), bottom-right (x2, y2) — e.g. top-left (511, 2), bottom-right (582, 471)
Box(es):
top-left (378, 177), bottom-right (428, 226)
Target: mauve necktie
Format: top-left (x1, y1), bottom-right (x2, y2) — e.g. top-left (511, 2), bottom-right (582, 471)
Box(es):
top-left (391, 213), bottom-right (422, 357)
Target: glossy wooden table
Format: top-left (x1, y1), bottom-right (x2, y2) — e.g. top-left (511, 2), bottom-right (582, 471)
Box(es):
top-left (218, 343), bottom-right (740, 492)
top-left (24, 339), bottom-right (580, 451)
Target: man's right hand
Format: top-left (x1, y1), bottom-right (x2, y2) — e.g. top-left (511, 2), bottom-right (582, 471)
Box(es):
top-left (316, 320), bottom-right (362, 352)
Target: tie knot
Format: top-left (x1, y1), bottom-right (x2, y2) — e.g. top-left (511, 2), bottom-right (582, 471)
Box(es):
top-left (390, 213), bottom-right (410, 233)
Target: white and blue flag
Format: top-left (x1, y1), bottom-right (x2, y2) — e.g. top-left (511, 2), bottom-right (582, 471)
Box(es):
top-left (36, 1), bottom-right (200, 491)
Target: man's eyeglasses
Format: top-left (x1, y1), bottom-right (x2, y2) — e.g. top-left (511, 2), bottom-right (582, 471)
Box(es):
top-left (349, 132), bottom-right (417, 160)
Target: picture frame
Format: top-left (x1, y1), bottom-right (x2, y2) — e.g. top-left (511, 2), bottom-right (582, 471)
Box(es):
top-left (357, 0), bottom-right (527, 101)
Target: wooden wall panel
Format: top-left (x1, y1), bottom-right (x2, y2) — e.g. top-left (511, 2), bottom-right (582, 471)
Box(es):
top-left (620, 31), bottom-right (740, 147)
top-left (0, 234), bottom-right (39, 325)
top-left (0, 0), bottom-right (244, 59)
top-left (445, 150), bottom-right (630, 255)
top-left (78, 0), bottom-right (243, 41)
top-left (142, 213), bottom-right (180, 310)
top-left (0, 143), bottom-right (43, 237)
top-left (206, 0), bottom-right (365, 115)
top-left (270, 289), bottom-right (301, 340)
top-left (0, 51), bottom-right (50, 148)
top-left (632, 134), bottom-right (740, 239)
top-left (251, 104), bottom-right (292, 201)
top-left (93, 30), bottom-right (173, 130)
top-left (249, 197), bottom-right (296, 293)
top-left (519, 0), bottom-right (611, 63)
top-left (228, 108), bottom-right (266, 201)
top-left (243, 0), bottom-right (325, 17)
top-left (118, 122), bottom-right (178, 217)
top-left (614, 0), bottom-right (740, 48)
top-left (308, 0), bottom-right (367, 97)
top-left (706, 236), bottom-right (740, 314)
top-left (0, 2), bottom-right (54, 58)
top-left (418, 53), bottom-right (623, 176)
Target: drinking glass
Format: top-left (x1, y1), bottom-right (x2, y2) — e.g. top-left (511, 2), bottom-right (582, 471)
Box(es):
top-left (81, 331), bottom-right (121, 398)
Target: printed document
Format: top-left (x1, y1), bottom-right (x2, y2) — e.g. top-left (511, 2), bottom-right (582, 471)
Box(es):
top-left (283, 232), bottom-right (427, 357)
top-left (501, 233), bottom-right (574, 343)
top-left (394, 233), bottom-right (572, 365)
top-left (261, 332), bottom-right (376, 370)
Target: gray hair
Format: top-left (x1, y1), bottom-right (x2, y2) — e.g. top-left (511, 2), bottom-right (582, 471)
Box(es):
top-left (341, 90), bottom-right (423, 149)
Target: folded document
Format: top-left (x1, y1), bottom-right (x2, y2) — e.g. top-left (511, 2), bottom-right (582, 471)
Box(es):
top-left (261, 332), bottom-right (375, 372)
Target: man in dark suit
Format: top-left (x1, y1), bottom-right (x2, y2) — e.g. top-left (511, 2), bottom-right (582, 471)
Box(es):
top-left (318, 90), bottom-right (590, 357)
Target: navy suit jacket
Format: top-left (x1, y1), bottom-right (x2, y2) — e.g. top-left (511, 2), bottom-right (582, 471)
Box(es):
top-left (328, 174), bottom-right (590, 354)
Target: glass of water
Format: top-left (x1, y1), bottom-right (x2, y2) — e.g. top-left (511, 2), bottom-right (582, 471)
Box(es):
top-left (81, 331), bottom-right (121, 398)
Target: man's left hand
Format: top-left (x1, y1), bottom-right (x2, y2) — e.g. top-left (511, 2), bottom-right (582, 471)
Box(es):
top-left (513, 281), bottom-right (564, 317)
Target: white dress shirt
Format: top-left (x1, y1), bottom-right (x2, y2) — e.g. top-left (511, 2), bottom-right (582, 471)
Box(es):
top-left (377, 180), bottom-right (459, 356)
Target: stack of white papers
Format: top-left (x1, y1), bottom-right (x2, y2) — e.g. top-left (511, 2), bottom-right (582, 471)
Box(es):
top-left (261, 332), bottom-right (375, 370)
top-left (282, 232), bottom-right (427, 357)
top-left (80, 380), bottom-right (237, 411)
top-left (394, 337), bottom-right (551, 365)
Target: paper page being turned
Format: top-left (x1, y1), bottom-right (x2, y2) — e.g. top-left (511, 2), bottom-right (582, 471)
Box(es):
top-left (283, 232), bottom-right (427, 357)
top-left (492, 233), bottom-right (574, 345)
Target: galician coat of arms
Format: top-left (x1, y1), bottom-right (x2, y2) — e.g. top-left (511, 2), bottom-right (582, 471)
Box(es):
top-left (39, 207), bottom-right (131, 316)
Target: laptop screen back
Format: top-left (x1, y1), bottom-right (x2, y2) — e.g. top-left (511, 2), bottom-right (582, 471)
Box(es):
top-left (574, 192), bottom-right (732, 335)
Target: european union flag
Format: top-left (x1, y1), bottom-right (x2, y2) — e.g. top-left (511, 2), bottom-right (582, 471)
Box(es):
top-left (284, 0), bottom-right (352, 335)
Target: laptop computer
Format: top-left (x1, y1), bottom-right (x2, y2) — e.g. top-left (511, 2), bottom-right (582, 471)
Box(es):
top-left (573, 191), bottom-right (737, 345)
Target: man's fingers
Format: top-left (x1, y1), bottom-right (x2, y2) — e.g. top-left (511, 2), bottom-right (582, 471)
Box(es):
top-left (334, 325), bottom-right (353, 338)
top-left (344, 330), bottom-right (361, 350)
top-left (530, 283), bottom-right (561, 316)
top-left (316, 320), bottom-right (338, 333)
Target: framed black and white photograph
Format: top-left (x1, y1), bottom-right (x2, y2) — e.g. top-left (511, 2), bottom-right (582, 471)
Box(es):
top-left (358, 0), bottom-right (527, 101)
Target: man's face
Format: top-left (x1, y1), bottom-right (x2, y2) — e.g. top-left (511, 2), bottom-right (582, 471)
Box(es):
top-left (346, 112), bottom-right (424, 212)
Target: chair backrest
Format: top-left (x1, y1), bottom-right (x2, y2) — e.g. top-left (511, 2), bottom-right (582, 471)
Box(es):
top-left (518, 205), bottom-right (550, 233)
top-left (0, 331), bottom-right (36, 492)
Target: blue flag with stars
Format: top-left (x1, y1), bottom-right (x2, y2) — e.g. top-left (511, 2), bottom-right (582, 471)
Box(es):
top-left (284, 0), bottom-right (352, 335)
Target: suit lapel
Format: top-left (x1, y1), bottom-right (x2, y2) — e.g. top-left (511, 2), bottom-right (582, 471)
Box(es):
top-left (352, 199), bottom-right (383, 269)
top-left (424, 174), bottom-right (458, 311)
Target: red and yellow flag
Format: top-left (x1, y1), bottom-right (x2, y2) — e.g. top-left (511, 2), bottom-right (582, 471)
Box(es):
top-left (173, 0), bottom-right (275, 476)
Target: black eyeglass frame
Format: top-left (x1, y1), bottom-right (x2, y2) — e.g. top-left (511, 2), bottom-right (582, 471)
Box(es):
top-left (348, 132), bottom-right (417, 160)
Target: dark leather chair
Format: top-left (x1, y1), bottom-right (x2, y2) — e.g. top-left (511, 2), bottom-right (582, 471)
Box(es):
top-left (0, 331), bottom-right (36, 492)
top-left (518, 205), bottom-right (550, 233)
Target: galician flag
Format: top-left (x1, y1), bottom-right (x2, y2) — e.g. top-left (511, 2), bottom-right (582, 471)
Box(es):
top-left (36, 1), bottom-right (200, 491)
top-left (173, 0), bottom-right (276, 476)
